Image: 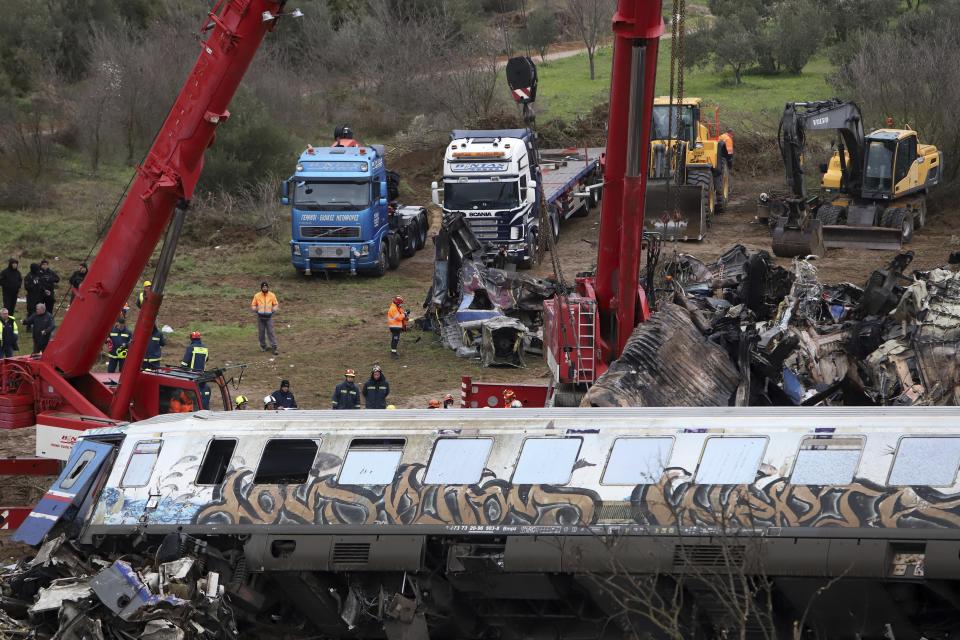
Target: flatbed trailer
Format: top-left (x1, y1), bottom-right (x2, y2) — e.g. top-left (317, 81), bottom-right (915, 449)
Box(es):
top-left (539, 147), bottom-right (604, 219)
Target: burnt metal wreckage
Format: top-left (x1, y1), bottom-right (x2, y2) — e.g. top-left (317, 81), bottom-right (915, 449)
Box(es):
top-left (587, 243), bottom-right (960, 408)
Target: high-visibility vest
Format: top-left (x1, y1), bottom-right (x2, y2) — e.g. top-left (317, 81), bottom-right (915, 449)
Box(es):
top-left (387, 303), bottom-right (406, 329)
top-left (181, 345), bottom-right (208, 371)
top-left (251, 291), bottom-right (279, 315)
top-left (0, 318), bottom-right (18, 345)
top-left (718, 133), bottom-right (733, 154)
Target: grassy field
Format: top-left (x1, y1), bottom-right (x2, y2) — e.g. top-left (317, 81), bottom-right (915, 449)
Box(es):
top-left (534, 41), bottom-right (834, 127)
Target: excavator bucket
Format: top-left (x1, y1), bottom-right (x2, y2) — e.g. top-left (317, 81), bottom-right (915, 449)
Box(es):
top-left (772, 218), bottom-right (826, 258)
top-left (822, 225), bottom-right (904, 251)
top-left (644, 183), bottom-right (706, 241)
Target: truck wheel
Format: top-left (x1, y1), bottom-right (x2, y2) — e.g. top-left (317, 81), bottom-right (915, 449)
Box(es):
top-left (687, 169), bottom-right (715, 220)
top-left (387, 235), bottom-right (401, 270)
top-left (815, 204), bottom-right (842, 226)
top-left (401, 223), bottom-right (417, 258)
top-left (519, 229), bottom-right (539, 271)
top-left (416, 211), bottom-right (429, 249)
top-left (915, 199), bottom-right (927, 229)
top-left (882, 207), bottom-right (913, 243)
top-left (373, 243), bottom-right (389, 277)
top-left (714, 161), bottom-right (731, 212)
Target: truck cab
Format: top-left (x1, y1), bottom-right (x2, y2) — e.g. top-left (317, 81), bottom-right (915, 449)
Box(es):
top-left (283, 145), bottom-right (428, 276)
top-left (433, 129), bottom-right (541, 267)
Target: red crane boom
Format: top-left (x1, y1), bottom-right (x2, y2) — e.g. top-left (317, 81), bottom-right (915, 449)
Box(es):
top-left (0, 0), bottom-right (283, 435)
top-left (543, 0), bottom-right (664, 401)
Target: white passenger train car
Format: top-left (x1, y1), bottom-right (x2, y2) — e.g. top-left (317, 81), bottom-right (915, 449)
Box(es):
top-left (17, 407), bottom-right (960, 638)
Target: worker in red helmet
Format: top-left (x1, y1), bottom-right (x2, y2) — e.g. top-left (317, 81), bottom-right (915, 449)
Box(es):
top-left (387, 295), bottom-right (409, 358)
top-left (502, 389), bottom-right (516, 408)
top-left (180, 331), bottom-right (208, 372)
top-left (332, 369), bottom-right (361, 409)
top-left (443, 393), bottom-right (455, 409)
top-left (181, 330), bottom-right (211, 409)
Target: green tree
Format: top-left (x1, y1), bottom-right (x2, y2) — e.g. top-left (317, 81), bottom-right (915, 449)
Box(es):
top-left (520, 9), bottom-right (558, 62)
top-left (710, 14), bottom-right (755, 84)
top-left (771, 0), bottom-right (825, 74)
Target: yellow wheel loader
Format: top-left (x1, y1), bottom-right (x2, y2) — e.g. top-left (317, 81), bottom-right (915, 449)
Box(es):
top-left (761, 99), bottom-right (943, 257)
top-left (644, 97), bottom-right (731, 241)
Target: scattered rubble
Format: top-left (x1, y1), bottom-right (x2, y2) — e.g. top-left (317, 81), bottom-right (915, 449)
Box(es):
top-left (0, 534), bottom-right (242, 640)
top-left (589, 244), bottom-right (960, 407)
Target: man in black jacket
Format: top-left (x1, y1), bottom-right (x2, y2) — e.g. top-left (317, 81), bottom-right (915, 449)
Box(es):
top-left (24, 264), bottom-right (43, 314)
top-left (68, 262), bottom-right (87, 302)
top-left (272, 379), bottom-right (298, 409)
top-left (24, 303), bottom-right (55, 354)
top-left (0, 259), bottom-right (21, 315)
top-left (362, 365), bottom-right (390, 409)
top-left (332, 369), bottom-right (361, 409)
top-left (38, 259), bottom-right (60, 311)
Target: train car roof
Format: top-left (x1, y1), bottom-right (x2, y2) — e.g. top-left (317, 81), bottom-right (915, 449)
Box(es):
top-left (114, 406), bottom-right (960, 437)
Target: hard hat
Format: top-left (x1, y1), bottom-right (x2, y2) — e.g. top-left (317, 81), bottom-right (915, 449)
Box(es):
top-left (143, 280), bottom-right (152, 287)
top-left (510, 400), bottom-right (523, 408)
top-left (372, 364), bottom-right (382, 373)
top-left (386, 404), bottom-right (396, 410)
top-left (503, 389), bottom-right (516, 399)
top-left (263, 395), bottom-right (275, 405)
top-left (345, 369), bottom-right (356, 377)
top-left (190, 331), bottom-right (201, 340)
top-left (234, 395), bottom-right (248, 407)
top-left (393, 296), bottom-right (404, 305)
top-left (341, 126), bottom-right (354, 139)
top-left (428, 399), bottom-right (441, 408)
top-left (444, 393), bottom-right (454, 401)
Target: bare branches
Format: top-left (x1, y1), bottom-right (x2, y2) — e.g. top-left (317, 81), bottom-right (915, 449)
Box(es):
top-left (565, 0), bottom-right (614, 80)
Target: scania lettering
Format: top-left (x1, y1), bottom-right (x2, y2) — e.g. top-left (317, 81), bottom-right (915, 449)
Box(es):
top-left (432, 129), bottom-right (602, 269)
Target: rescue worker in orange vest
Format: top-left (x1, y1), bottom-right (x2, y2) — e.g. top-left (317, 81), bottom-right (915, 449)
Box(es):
top-left (387, 295), bottom-right (408, 358)
top-left (333, 125), bottom-right (359, 148)
top-left (718, 128), bottom-right (734, 171)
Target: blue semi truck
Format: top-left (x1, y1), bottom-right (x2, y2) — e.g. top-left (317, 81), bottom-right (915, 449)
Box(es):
top-left (281, 144), bottom-right (429, 276)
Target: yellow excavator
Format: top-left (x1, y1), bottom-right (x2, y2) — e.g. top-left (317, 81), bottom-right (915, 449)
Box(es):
top-left (644, 96), bottom-right (731, 241)
top-left (762, 99), bottom-right (943, 256)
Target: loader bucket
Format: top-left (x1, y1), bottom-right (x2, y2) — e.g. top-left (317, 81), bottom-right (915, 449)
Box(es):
top-left (644, 183), bottom-right (706, 241)
top-left (772, 218), bottom-right (826, 258)
top-left (822, 225), bottom-right (903, 251)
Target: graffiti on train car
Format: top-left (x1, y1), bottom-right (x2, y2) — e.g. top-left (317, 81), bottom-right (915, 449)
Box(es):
top-left (193, 464), bottom-right (600, 526)
top-left (630, 468), bottom-right (960, 529)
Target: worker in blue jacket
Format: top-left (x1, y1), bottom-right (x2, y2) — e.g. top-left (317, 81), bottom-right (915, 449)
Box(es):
top-left (142, 324), bottom-right (165, 370)
top-left (332, 369), bottom-right (361, 409)
top-left (180, 331), bottom-right (208, 371)
top-left (362, 365), bottom-right (390, 409)
top-left (106, 317), bottom-right (132, 373)
top-left (271, 379), bottom-right (298, 409)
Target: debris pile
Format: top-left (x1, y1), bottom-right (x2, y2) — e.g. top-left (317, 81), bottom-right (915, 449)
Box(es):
top-left (589, 245), bottom-right (960, 407)
top-left (0, 534), bottom-right (246, 640)
top-left (420, 212), bottom-right (557, 366)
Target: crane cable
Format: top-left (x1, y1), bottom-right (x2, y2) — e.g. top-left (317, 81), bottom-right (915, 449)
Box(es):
top-left (665, 0), bottom-right (686, 217)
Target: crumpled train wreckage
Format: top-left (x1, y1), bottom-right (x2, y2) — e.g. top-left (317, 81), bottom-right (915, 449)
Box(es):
top-left (419, 213), bottom-right (558, 367)
top-left (422, 212), bottom-right (960, 406)
top-left (589, 244), bottom-right (960, 407)
top-left (1, 534), bottom-right (242, 640)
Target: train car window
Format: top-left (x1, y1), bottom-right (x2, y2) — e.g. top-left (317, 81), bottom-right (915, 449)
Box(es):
top-left (513, 438), bottom-right (582, 485)
top-left (60, 450), bottom-right (97, 490)
top-left (338, 439), bottom-right (405, 485)
top-left (695, 437), bottom-right (766, 485)
top-left (425, 438), bottom-right (493, 485)
top-left (120, 440), bottom-right (162, 488)
top-left (602, 437), bottom-right (673, 485)
top-left (889, 437), bottom-right (960, 486)
top-left (790, 436), bottom-right (863, 485)
top-left (253, 439), bottom-right (318, 485)
top-left (196, 439), bottom-right (238, 485)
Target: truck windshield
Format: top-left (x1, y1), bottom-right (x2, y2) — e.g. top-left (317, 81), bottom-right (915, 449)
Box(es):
top-left (651, 105), bottom-right (695, 143)
top-left (294, 180), bottom-right (371, 209)
top-left (863, 141), bottom-right (894, 192)
top-left (444, 181), bottom-right (520, 210)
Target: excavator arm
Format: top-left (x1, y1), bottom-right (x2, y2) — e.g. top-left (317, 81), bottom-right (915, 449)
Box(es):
top-left (779, 99), bottom-right (865, 200)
